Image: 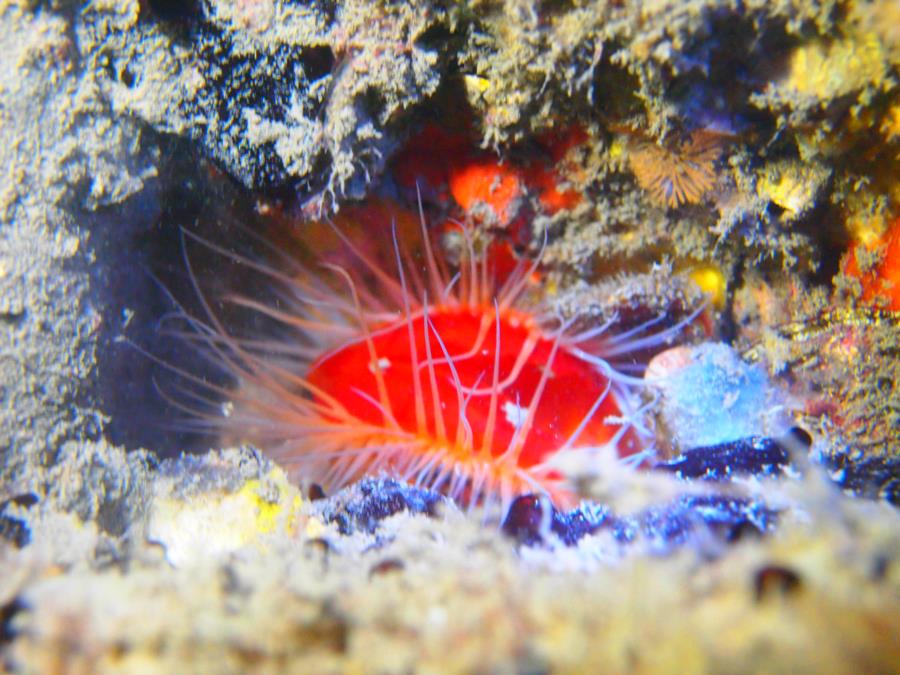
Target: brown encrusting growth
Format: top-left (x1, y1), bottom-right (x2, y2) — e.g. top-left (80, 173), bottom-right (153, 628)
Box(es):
top-left (741, 296), bottom-right (900, 459)
top-left (627, 131), bottom-right (725, 208)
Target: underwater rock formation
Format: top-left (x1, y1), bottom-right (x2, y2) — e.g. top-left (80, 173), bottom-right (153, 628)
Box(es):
top-left (1, 0), bottom-right (900, 672)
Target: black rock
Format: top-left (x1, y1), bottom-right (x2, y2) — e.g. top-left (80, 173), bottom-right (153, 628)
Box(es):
top-left (501, 492), bottom-right (778, 549)
top-left (0, 493), bottom-right (37, 550)
top-left (822, 452), bottom-right (900, 506)
top-left (501, 495), bottom-right (614, 546)
top-left (188, 29), bottom-right (329, 192)
top-left (318, 478), bottom-right (446, 535)
top-left (654, 435), bottom-right (793, 480)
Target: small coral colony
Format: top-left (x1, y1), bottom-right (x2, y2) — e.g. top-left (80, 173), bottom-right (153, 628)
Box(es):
top-left (168, 4), bottom-right (900, 539)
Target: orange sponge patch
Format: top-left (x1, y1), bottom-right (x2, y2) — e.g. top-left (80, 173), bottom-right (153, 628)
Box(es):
top-left (449, 160), bottom-right (523, 225)
top-left (844, 216), bottom-right (900, 311)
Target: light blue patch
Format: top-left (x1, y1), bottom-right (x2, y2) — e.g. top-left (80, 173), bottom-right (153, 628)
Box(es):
top-left (658, 342), bottom-right (783, 449)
